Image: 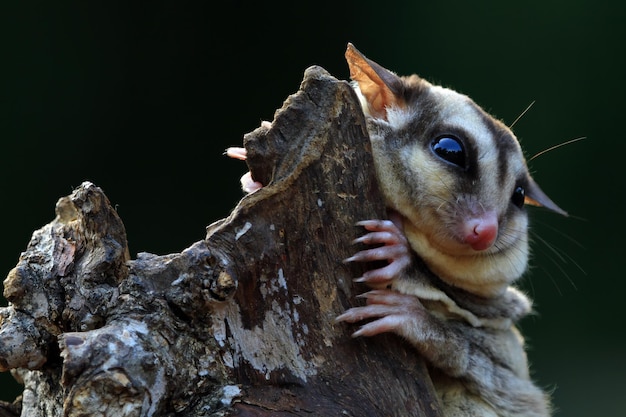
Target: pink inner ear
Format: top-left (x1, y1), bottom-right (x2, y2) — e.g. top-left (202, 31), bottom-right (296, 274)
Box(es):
top-left (360, 82), bottom-right (395, 119)
top-left (345, 43), bottom-right (403, 120)
top-left (524, 196), bottom-right (541, 207)
top-left (349, 65), bottom-right (398, 119)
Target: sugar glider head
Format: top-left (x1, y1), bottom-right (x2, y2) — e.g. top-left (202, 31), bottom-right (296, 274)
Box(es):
top-left (345, 43), bottom-right (566, 297)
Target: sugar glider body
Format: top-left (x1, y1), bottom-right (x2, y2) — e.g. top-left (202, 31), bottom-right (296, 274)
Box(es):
top-left (337, 43), bottom-right (566, 417)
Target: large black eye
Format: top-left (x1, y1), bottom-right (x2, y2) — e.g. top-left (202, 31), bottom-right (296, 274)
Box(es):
top-left (431, 135), bottom-right (466, 168)
top-left (512, 186), bottom-right (525, 208)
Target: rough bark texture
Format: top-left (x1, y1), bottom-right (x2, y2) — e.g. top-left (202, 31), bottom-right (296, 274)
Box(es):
top-left (0, 66), bottom-right (443, 416)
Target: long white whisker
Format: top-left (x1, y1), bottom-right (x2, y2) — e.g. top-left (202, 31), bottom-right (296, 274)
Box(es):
top-left (538, 267), bottom-right (563, 296)
top-left (532, 219), bottom-right (585, 250)
top-left (528, 137), bottom-right (586, 163)
top-left (531, 233), bottom-right (580, 290)
top-left (509, 100), bottom-right (535, 129)
top-left (532, 233), bottom-right (567, 263)
top-left (531, 231), bottom-right (587, 277)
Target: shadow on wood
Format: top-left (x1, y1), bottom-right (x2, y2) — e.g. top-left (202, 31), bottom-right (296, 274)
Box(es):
top-left (0, 66), bottom-right (442, 416)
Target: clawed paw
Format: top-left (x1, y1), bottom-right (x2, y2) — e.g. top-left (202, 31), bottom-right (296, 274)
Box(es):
top-left (344, 213), bottom-right (412, 287)
top-left (336, 289), bottom-right (424, 337)
top-left (239, 172), bottom-right (263, 193)
top-left (225, 147), bottom-right (264, 193)
top-left (225, 146), bottom-right (248, 161)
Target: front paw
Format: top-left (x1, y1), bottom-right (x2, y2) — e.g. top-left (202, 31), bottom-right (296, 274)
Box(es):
top-left (239, 171), bottom-right (263, 193)
top-left (336, 289), bottom-right (425, 338)
top-left (225, 147), bottom-right (264, 193)
top-left (344, 213), bottom-right (412, 288)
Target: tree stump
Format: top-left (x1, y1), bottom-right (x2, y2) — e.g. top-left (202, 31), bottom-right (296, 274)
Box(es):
top-left (0, 66), bottom-right (442, 416)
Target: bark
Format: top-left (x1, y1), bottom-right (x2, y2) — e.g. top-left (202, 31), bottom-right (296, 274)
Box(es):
top-left (0, 66), bottom-right (443, 417)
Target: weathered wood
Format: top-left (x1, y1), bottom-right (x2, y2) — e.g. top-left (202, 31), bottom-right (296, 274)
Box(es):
top-left (0, 66), bottom-right (442, 416)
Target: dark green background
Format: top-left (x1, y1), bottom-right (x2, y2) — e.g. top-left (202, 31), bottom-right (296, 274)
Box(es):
top-left (0, 1), bottom-right (622, 416)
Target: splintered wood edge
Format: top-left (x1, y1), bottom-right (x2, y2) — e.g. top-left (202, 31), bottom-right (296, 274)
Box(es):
top-left (205, 65), bottom-right (442, 416)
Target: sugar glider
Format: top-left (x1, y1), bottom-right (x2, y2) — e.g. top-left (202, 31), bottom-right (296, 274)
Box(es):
top-left (335, 43), bottom-right (566, 417)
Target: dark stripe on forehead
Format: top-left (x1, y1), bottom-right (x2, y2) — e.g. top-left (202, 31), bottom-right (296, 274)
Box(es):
top-left (473, 104), bottom-right (520, 188)
top-left (399, 74), bottom-right (431, 103)
top-left (398, 84), bottom-right (442, 146)
top-left (496, 130), bottom-right (517, 188)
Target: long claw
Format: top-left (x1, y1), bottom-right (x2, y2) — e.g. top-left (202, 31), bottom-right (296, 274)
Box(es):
top-left (337, 290), bottom-right (425, 338)
top-left (344, 224), bottom-right (412, 287)
top-left (352, 230), bottom-right (406, 247)
top-left (345, 245), bottom-right (410, 264)
top-left (352, 315), bottom-right (406, 337)
top-left (225, 147), bottom-right (248, 160)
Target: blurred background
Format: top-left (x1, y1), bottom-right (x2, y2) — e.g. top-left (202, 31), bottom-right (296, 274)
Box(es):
top-left (0, 1), bottom-right (622, 415)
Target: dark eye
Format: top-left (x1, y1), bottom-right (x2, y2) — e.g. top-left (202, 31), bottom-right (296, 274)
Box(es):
top-left (512, 186), bottom-right (525, 208)
top-left (431, 135), bottom-right (466, 168)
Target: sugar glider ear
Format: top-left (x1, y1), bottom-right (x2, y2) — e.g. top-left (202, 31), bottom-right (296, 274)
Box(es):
top-left (524, 176), bottom-right (568, 216)
top-left (345, 43), bottom-right (405, 119)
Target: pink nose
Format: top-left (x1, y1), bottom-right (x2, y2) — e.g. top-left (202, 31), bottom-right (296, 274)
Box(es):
top-left (463, 212), bottom-right (498, 251)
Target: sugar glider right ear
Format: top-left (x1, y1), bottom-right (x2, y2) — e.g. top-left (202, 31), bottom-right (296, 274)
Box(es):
top-left (524, 175), bottom-right (568, 216)
top-left (345, 43), bottom-right (406, 119)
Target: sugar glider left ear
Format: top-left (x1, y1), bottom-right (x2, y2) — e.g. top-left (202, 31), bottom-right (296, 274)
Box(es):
top-left (345, 43), bottom-right (406, 119)
top-left (524, 176), bottom-right (568, 216)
